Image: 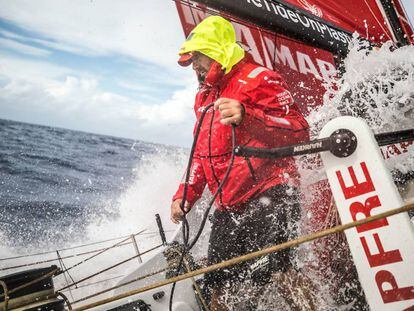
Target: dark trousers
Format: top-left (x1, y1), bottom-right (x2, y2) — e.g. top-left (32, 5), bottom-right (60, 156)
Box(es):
top-left (205, 184), bottom-right (301, 289)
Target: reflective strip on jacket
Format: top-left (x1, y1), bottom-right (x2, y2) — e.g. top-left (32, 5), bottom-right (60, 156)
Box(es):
top-left (173, 60), bottom-right (310, 211)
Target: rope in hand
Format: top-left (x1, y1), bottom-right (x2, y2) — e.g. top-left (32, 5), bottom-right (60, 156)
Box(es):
top-left (169, 101), bottom-right (238, 311)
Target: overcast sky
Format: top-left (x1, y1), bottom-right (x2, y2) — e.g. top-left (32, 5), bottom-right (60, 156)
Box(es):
top-left (0, 0), bottom-right (413, 147)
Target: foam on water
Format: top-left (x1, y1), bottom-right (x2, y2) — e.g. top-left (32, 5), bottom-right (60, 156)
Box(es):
top-left (86, 150), bottom-right (186, 244)
top-left (291, 39), bottom-right (414, 310)
top-left (61, 150), bottom-right (189, 297)
top-left (307, 38), bottom-right (414, 174)
top-left (0, 142), bottom-right (189, 302)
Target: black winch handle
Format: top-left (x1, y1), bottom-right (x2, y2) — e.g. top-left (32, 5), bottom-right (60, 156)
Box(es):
top-left (234, 128), bottom-right (414, 159)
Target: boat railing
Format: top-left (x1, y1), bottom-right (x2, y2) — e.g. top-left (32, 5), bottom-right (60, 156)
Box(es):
top-left (0, 227), bottom-right (173, 310)
top-left (0, 229), bottom-right (173, 272)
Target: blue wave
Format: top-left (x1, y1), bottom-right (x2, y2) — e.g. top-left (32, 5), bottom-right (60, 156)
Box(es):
top-left (0, 118), bottom-right (168, 246)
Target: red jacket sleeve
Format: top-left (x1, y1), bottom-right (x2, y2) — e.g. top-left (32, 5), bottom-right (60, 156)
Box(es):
top-left (172, 156), bottom-right (206, 207)
top-left (239, 69), bottom-right (309, 147)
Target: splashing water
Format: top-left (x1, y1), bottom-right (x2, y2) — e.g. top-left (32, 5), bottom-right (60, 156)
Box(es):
top-left (0, 137), bottom-right (189, 302)
top-left (291, 39), bottom-right (414, 311)
top-left (86, 150), bottom-right (187, 245)
top-left (309, 40), bottom-right (414, 134)
top-left (307, 39), bottom-right (414, 175)
top-left (43, 150), bottom-right (190, 302)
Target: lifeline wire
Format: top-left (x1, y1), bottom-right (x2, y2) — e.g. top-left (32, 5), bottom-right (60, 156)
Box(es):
top-left (0, 229), bottom-right (157, 262)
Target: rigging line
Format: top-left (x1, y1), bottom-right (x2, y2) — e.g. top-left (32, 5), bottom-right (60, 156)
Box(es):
top-left (189, 124), bottom-right (236, 250)
top-left (58, 249), bottom-right (77, 285)
top-left (0, 241), bottom-right (134, 272)
top-left (71, 202), bottom-right (414, 311)
top-left (66, 255), bottom-right (208, 299)
top-left (57, 244), bottom-right (163, 292)
top-left (188, 0), bottom-right (198, 26)
top-left (170, 124), bottom-right (237, 310)
top-left (60, 275), bottom-right (125, 293)
top-left (208, 103), bottom-right (224, 205)
top-left (177, 102), bottom-right (216, 249)
top-left (0, 228), bottom-right (156, 262)
top-left (272, 32), bottom-right (277, 72)
top-left (58, 229), bottom-right (147, 275)
top-left (71, 267), bottom-right (167, 305)
top-left (57, 250), bottom-right (76, 302)
top-left (0, 233), bottom-right (164, 271)
top-left (397, 0), bottom-right (414, 29)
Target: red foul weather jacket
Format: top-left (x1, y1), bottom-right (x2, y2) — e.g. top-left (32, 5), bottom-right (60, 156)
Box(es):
top-left (173, 60), bottom-right (309, 211)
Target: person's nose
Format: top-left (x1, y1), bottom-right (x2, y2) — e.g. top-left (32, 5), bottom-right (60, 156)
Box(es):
top-left (192, 61), bottom-right (199, 71)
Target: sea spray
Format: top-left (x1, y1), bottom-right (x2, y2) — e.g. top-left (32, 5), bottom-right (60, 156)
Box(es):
top-left (294, 39), bottom-right (414, 310)
top-left (307, 39), bottom-right (414, 174)
top-left (0, 121), bottom-right (192, 302)
top-left (60, 148), bottom-right (192, 300)
top-left (86, 148), bottom-right (188, 245)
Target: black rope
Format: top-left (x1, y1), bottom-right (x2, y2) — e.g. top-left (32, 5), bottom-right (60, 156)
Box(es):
top-left (56, 291), bottom-right (73, 310)
top-left (179, 102), bottom-right (215, 246)
top-left (169, 102), bottom-right (214, 310)
top-left (169, 100), bottom-right (238, 310)
top-left (189, 124), bottom-right (236, 250)
top-left (208, 105), bottom-right (224, 205)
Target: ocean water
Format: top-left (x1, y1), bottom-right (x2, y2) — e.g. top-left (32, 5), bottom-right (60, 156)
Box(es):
top-left (0, 118), bottom-right (192, 303)
top-left (0, 118), bottom-right (186, 253)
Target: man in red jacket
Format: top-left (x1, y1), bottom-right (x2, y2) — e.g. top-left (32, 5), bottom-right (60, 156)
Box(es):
top-left (171, 16), bottom-right (310, 310)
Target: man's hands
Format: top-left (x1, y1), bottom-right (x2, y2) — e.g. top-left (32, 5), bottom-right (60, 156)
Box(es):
top-left (170, 199), bottom-right (190, 224)
top-left (214, 98), bottom-right (245, 126)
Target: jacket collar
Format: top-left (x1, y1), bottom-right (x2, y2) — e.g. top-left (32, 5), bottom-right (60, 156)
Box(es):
top-left (202, 58), bottom-right (246, 88)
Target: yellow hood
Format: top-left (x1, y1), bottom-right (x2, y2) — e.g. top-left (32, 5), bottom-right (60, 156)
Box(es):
top-left (179, 16), bottom-right (245, 74)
